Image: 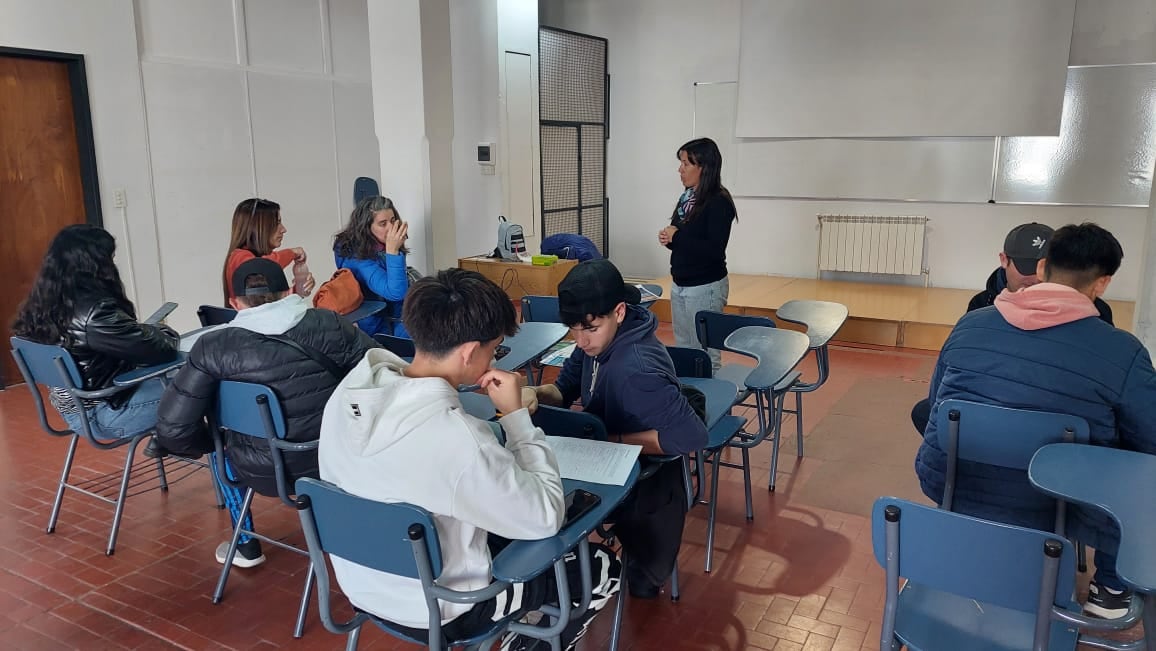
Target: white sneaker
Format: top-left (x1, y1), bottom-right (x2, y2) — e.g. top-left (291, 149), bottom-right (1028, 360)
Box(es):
top-left (215, 540), bottom-right (266, 568)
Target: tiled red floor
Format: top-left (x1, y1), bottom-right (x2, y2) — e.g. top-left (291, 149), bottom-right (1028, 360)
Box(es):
top-left (0, 327), bottom-right (1124, 650)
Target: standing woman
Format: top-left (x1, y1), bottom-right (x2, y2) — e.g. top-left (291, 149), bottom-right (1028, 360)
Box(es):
top-left (333, 195), bottom-right (411, 338)
top-left (12, 225), bottom-right (179, 439)
top-left (658, 137), bottom-right (737, 370)
top-left (221, 198), bottom-right (315, 303)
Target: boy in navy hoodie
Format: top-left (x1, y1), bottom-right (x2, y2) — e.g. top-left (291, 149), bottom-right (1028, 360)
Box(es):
top-left (529, 259), bottom-right (707, 598)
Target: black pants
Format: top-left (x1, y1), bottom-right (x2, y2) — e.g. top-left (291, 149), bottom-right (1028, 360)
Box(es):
top-left (911, 398), bottom-right (931, 437)
top-left (610, 458), bottom-right (688, 588)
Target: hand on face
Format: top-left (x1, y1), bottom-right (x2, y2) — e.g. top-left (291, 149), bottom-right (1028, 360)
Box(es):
top-left (478, 368), bottom-right (525, 415)
top-left (384, 220), bottom-right (409, 255)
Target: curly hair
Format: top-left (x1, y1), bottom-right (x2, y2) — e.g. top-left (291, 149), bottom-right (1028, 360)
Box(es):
top-left (12, 224), bottom-right (135, 345)
top-left (333, 195), bottom-right (408, 259)
top-left (221, 198), bottom-right (281, 302)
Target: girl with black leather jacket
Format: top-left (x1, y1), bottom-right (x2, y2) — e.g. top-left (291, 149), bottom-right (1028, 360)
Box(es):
top-left (12, 225), bottom-right (179, 439)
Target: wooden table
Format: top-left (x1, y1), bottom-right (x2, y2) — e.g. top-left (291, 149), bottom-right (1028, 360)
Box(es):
top-left (458, 256), bottom-right (577, 301)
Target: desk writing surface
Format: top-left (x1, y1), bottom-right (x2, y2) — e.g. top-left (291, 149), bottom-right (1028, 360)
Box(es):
top-left (113, 353), bottom-right (188, 386)
top-left (491, 465), bottom-right (640, 584)
top-left (495, 322), bottom-right (568, 372)
top-left (679, 377), bottom-right (738, 428)
top-left (1029, 444), bottom-right (1156, 593)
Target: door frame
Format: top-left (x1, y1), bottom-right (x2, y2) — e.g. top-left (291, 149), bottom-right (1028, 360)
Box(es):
top-left (1, 46), bottom-right (103, 226)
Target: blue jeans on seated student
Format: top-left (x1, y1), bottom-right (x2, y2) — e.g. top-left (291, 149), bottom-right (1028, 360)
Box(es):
top-left (61, 377), bottom-right (166, 439)
top-left (671, 277), bottom-right (729, 371)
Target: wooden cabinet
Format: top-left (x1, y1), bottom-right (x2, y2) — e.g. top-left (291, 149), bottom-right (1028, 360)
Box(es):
top-left (457, 256), bottom-right (578, 300)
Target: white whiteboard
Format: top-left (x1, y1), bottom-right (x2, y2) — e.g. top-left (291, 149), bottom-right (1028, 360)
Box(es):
top-left (735, 0), bottom-right (1074, 138)
top-left (695, 82), bottom-right (997, 202)
top-left (994, 64), bottom-right (1156, 207)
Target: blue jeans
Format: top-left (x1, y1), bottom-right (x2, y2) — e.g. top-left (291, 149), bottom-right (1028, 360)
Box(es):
top-left (208, 453), bottom-right (256, 544)
top-left (671, 277), bottom-right (730, 370)
top-left (1094, 551), bottom-right (1124, 591)
top-left (61, 378), bottom-right (166, 439)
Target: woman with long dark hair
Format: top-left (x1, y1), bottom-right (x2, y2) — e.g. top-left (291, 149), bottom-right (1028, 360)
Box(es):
top-left (12, 225), bottom-right (179, 438)
top-left (333, 195), bottom-right (411, 337)
top-left (658, 137), bottom-right (737, 369)
top-left (221, 198), bottom-right (315, 303)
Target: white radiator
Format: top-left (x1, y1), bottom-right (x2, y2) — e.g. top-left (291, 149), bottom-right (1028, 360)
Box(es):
top-left (817, 214), bottom-right (929, 280)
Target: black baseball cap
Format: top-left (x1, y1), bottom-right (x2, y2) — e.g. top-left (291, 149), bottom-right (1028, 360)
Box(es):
top-left (1003, 222), bottom-right (1054, 276)
top-left (232, 258), bottom-right (290, 297)
top-left (557, 260), bottom-right (642, 326)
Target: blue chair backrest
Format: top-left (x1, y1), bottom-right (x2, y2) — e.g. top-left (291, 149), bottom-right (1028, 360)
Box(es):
top-left (666, 346), bottom-right (712, 379)
top-left (296, 477), bottom-right (442, 579)
top-left (695, 311), bottom-right (775, 351)
top-left (10, 337), bottom-right (83, 389)
top-left (531, 405), bottom-right (607, 441)
top-left (353, 177), bottom-right (380, 204)
top-left (374, 333), bottom-right (416, 359)
top-left (871, 497), bottom-right (1077, 614)
top-left (521, 295), bottom-right (561, 324)
top-left (197, 305), bottom-right (237, 327)
top-left (215, 381), bottom-right (287, 440)
top-left (935, 399), bottom-right (1090, 470)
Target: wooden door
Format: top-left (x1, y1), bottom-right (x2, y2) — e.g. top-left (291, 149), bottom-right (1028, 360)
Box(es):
top-left (0, 55), bottom-right (88, 386)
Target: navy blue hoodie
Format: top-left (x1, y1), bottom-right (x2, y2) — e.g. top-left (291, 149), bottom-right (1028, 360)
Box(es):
top-left (554, 305), bottom-right (707, 455)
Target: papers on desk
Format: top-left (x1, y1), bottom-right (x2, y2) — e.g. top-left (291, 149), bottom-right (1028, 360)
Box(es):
top-left (540, 342), bottom-right (576, 367)
top-left (179, 324), bottom-right (228, 352)
top-left (545, 436), bottom-right (641, 486)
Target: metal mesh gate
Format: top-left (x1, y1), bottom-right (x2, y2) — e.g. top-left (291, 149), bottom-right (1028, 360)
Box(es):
top-left (538, 27), bottom-right (608, 255)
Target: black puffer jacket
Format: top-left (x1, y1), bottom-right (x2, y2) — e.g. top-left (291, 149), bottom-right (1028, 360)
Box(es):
top-left (64, 297), bottom-right (180, 407)
top-left (155, 307), bottom-right (377, 496)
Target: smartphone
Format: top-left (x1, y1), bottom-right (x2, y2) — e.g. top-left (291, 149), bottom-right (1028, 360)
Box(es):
top-left (144, 302), bottom-right (178, 324)
top-left (494, 344), bottom-right (511, 360)
top-left (563, 489), bottom-right (601, 527)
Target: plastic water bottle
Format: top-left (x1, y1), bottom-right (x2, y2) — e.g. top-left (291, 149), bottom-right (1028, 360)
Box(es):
top-left (292, 260), bottom-right (312, 296)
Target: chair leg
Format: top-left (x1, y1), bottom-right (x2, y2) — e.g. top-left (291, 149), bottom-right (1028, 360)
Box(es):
top-left (345, 625), bottom-right (361, 651)
top-left (670, 562), bottom-right (680, 602)
top-left (768, 391), bottom-right (786, 492)
top-left (154, 452), bottom-right (169, 493)
top-left (705, 451), bottom-right (723, 573)
top-left (211, 472), bottom-right (226, 510)
top-left (609, 551), bottom-right (626, 651)
top-left (1077, 542), bottom-right (1088, 573)
top-left (293, 562), bottom-right (316, 638)
top-left (48, 435), bottom-right (80, 534)
top-left (795, 391), bottom-right (804, 458)
top-left (741, 447), bottom-right (753, 521)
top-left (107, 436), bottom-right (145, 555)
top-left (212, 488), bottom-right (255, 604)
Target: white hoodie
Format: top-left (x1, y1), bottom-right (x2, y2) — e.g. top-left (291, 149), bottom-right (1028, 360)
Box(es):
top-left (318, 348), bottom-right (565, 628)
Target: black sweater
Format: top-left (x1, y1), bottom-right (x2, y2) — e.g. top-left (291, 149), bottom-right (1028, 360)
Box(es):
top-left (666, 193), bottom-right (735, 287)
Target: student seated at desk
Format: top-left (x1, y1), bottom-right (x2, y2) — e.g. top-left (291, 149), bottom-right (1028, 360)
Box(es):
top-left (526, 259), bottom-right (708, 599)
top-left (333, 196), bottom-right (413, 338)
top-left (222, 198), bottom-right (315, 303)
top-left (319, 268), bottom-right (618, 649)
top-left (910, 222), bottom-right (1115, 435)
top-left (12, 225), bottom-right (179, 441)
top-left (155, 258), bottom-right (376, 568)
top-left (916, 223), bottom-right (1156, 620)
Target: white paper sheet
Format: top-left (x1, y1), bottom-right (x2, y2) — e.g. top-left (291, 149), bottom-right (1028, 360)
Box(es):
top-left (545, 436), bottom-right (641, 486)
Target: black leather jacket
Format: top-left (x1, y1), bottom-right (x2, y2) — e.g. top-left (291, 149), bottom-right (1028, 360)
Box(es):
top-left (155, 309), bottom-right (377, 497)
top-left (64, 297), bottom-right (180, 406)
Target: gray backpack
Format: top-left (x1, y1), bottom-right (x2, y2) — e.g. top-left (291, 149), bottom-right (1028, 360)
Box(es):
top-left (494, 215), bottom-right (527, 261)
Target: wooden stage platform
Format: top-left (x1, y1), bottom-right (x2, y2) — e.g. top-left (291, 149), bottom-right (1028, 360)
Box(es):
top-left (644, 274), bottom-right (1136, 352)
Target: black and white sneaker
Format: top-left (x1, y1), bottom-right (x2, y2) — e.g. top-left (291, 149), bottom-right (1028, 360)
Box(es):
top-left (1084, 582), bottom-right (1133, 619)
top-left (215, 539), bottom-right (266, 569)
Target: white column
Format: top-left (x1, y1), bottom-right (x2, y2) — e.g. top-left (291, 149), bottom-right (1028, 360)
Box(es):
top-left (1133, 181), bottom-right (1156, 352)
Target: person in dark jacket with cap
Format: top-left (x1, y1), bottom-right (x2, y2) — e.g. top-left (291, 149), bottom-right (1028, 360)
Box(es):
top-left (910, 222), bottom-right (1115, 434)
top-left (156, 258), bottom-right (377, 568)
top-left (527, 259), bottom-right (708, 598)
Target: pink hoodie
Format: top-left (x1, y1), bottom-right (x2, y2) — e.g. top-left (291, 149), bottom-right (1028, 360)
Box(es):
top-left (994, 282), bottom-right (1099, 331)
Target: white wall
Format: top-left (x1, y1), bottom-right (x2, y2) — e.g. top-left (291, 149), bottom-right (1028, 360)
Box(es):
top-left (2, 0), bottom-right (381, 333)
top-left (0, 0), bottom-right (161, 310)
top-left (540, 0), bottom-right (1154, 301)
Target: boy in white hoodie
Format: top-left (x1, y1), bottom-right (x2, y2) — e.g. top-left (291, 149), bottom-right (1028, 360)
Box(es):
top-left (319, 268), bottom-right (617, 647)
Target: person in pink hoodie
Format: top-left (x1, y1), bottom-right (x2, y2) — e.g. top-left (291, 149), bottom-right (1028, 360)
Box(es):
top-left (916, 222), bottom-right (1156, 620)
